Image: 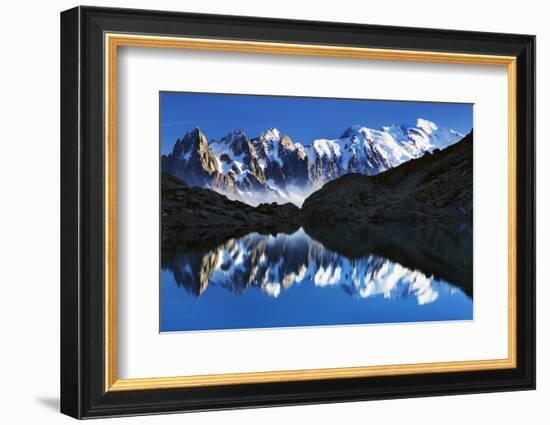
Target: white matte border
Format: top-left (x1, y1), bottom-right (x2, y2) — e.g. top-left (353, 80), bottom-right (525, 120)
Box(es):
top-left (117, 46), bottom-right (509, 379)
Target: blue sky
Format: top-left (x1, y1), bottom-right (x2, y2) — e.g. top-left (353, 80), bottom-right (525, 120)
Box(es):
top-left (160, 91), bottom-right (473, 155)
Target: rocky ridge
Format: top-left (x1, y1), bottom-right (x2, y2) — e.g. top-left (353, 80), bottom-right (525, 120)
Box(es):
top-left (161, 119), bottom-right (465, 206)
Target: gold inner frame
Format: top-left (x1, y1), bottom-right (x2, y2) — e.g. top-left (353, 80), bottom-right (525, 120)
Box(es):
top-left (104, 33), bottom-right (517, 392)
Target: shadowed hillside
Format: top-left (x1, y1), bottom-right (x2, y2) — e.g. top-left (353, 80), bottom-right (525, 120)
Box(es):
top-left (301, 132), bottom-right (473, 225)
top-left (161, 172), bottom-right (300, 250)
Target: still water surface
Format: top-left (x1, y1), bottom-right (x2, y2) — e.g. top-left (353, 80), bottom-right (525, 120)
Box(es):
top-left (161, 227), bottom-right (472, 332)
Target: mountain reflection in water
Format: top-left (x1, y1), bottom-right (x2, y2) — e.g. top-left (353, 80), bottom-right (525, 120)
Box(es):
top-left (161, 225), bottom-right (472, 332)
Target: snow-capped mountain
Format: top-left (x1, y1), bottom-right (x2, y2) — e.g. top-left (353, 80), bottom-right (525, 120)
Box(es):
top-left (161, 119), bottom-right (465, 206)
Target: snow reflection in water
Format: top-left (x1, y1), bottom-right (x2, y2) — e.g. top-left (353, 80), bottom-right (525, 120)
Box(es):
top-left (161, 227), bottom-right (472, 332)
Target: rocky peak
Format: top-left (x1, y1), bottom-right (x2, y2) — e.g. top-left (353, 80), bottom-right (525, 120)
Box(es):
top-left (219, 129), bottom-right (249, 156)
top-left (260, 127), bottom-right (282, 143)
top-left (280, 135), bottom-right (295, 151)
top-left (195, 127), bottom-right (210, 150)
top-left (382, 123), bottom-right (407, 136)
top-left (340, 125), bottom-right (366, 139)
top-left (219, 129), bottom-right (247, 146)
top-left (162, 127), bottom-right (221, 187)
top-left (415, 118), bottom-right (438, 135)
top-left (171, 127), bottom-right (208, 159)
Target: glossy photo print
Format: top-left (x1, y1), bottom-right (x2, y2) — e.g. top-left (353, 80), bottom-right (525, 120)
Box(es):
top-left (160, 92), bottom-right (473, 332)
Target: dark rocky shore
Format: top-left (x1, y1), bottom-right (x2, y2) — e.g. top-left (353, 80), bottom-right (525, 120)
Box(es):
top-left (161, 172), bottom-right (301, 250)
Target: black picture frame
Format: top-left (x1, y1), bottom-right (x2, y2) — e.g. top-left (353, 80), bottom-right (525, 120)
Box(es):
top-left (61, 5), bottom-right (535, 419)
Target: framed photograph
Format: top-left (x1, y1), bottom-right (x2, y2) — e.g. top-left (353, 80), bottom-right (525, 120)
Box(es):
top-left (60, 6), bottom-right (535, 419)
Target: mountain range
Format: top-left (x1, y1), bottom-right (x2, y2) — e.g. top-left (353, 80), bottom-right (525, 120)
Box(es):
top-left (162, 131), bottom-right (473, 252)
top-left (161, 119), bottom-right (465, 206)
